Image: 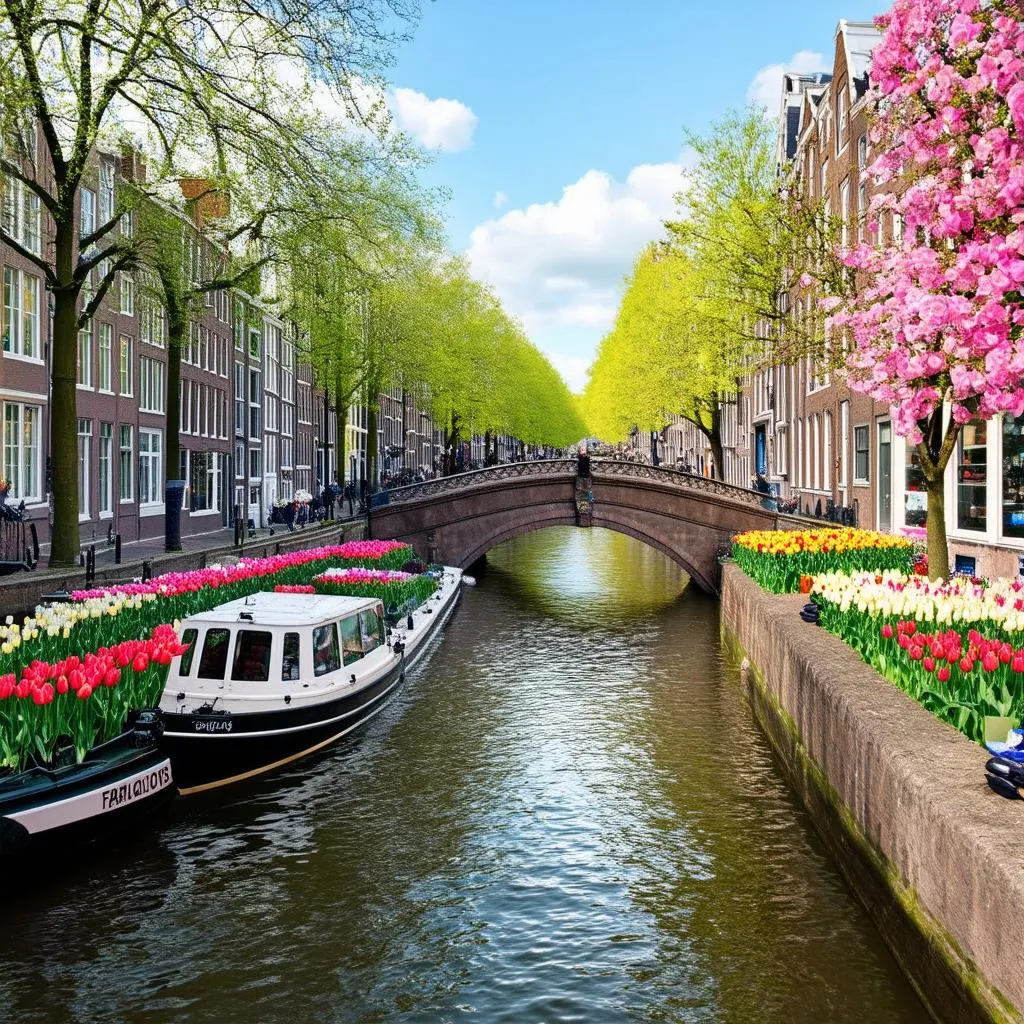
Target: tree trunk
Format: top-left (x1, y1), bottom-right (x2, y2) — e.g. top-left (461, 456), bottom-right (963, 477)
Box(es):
top-left (924, 474), bottom-right (949, 580)
top-left (336, 392), bottom-right (348, 492)
top-left (449, 411), bottom-right (461, 474)
top-left (916, 410), bottom-right (960, 580)
top-left (49, 268), bottom-right (80, 567)
top-left (708, 433), bottom-right (724, 481)
top-left (367, 404), bottom-right (379, 489)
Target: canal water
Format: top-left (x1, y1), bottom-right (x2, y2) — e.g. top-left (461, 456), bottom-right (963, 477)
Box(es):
top-left (0, 528), bottom-right (923, 1023)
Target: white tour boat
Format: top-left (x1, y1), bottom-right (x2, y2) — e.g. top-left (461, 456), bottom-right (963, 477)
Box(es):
top-left (159, 567), bottom-right (464, 794)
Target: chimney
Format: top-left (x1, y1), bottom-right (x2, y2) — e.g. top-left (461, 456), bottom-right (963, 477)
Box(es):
top-left (178, 178), bottom-right (230, 228)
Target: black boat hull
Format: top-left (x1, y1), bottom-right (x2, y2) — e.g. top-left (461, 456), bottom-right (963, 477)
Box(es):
top-left (0, 719), bottom-right (174, 859)
top-left (161, 659), bottom-right (405, 794)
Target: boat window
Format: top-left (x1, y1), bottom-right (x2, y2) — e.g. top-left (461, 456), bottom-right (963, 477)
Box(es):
top-left (359, 607), bottom-right (384, 654)
top-left (179, 628), bottom-right (198, 676)
top-left (282, 632), bottom-right (301, 681)
top-left (341, 615), bottom-right (363, 666)
top-left (231, 630), bottom-right (273, 682)
top-left (197, 628), bottom-right (231, 679)
top-left (313, 622), bottom-right (340, 676)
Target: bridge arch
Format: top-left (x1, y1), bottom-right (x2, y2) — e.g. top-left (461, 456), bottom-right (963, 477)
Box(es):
top-left (369, 459), bottom-right (782, 595)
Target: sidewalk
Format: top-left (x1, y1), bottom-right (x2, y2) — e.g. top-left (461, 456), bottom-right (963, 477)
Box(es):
top-left (43, 510), bottom-right (365, 571)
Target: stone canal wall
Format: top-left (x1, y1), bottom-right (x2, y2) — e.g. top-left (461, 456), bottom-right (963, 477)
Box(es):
top-left (720, 564), bottom-right (1024, 1024)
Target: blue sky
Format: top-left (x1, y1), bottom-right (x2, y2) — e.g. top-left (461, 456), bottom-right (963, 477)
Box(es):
top-left (386, 0), bottom-right (883, 391)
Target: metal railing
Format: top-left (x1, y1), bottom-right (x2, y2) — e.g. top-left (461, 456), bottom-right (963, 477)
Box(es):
top-left (380, 458), bottom-right (767, 510)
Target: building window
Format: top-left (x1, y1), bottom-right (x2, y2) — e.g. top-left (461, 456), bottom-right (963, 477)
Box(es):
top-left (854, 425), bottom-right (869, 483)
top-left (190, 451), bottom-right (222, 513)
top-left (956, 421), bottom-right (987, 533)
top-left (839, 402), bottom-right (850, 489)
top-left (823, 412), bottom-right (832, 490)
top-left (77, 325), bottom-right (93, 387)
top-left (839, 179), bottom-right (850, 248)
top-left (1, 176), bottom-right (41, 255)
top-left (120, 274), bottom-right (134, 315)
top-left (78, 419), bottom-right (93, 518)
top-left (857, 133), bottom-right (868, 168)
top-left (119, 425), bottom-right (133, 501)
top-left (99, 162), bottom-right (115, 226)
top-left (119, 335), bottom-right (133, 395)
top-left (249, 447), bottom-right (261, 479)
top-left (139, 356), bottom-right (165, 413)
top-left (1002, 414), bottom-right (1024, 539)
top-left (2, 267), bottom-right (41, 358)
top-left (235, 442), bottom-right (244, 480)
top-left (80, 187), bottom-right (96, 243)
top-left (249, 369), bottom-right (261, 440)
top-left (858, 183), bottom-right (868, 241)
top-left (98, 422), bottom-right (113, 516)
top-left (2, 402), bottom-right (40, 502)
top-left (139, 428), bottom-right (162, 504)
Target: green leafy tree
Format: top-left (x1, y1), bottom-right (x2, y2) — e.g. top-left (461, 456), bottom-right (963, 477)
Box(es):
top-left (0, 0), bottom-right (418, 565)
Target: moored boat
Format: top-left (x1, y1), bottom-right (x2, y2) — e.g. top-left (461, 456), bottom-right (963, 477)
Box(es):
top-left (0, 710), bottom-right (173, 859)
top-left (159, 570), bottom-right (464, 795)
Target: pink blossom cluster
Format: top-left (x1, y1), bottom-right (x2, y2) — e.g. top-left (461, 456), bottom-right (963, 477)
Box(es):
top-left (71, 541), bottom-right (410, 600)
top-left (314, 569), bottom-right (415, 585)
top-left (829, 0), bottom-right (1024, 441)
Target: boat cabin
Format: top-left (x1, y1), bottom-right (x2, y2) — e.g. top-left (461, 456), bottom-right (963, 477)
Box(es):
top-left (171, 592), bottom-right (391, 691)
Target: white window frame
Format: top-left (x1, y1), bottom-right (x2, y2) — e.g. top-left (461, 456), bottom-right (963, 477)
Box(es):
top-left (78, 418), bottom-right (93, 520)
top-left (77, 324), bottom-right (93, 388)
top-left (98, 422), bottom-right (113, 518)
top-left (854, 424), bottom-right (870, 485)
top-left (2, 266), bottom-right (41, 360)
top-left (119, 425), bottom-right (134, 502)
top-left (119, 335), bottom-right (133, 396)
top-left (138, 427), bottom-right (163, 506)
top-left (98, 323), bottom-right (113, 392)
top-left (2, 401), bottom-right (41, 502)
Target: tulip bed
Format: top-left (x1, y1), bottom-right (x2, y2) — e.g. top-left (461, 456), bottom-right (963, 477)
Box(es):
top-left (732, 528), bottom-right (915, 593)
top-left (811, 571), bottom-right (1024, 743)
top-left (0, 625), bottom-right (189, 769)
top-left (312, 568), bottom-right (438, 618)
top-left (0, 540), bottom-right (415, 771)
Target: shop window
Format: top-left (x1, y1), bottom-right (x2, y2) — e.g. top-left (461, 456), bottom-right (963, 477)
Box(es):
top-left (1002, 414), bottom-right (1024, 539)
top-left (957, 421), bottom-right (987, 532)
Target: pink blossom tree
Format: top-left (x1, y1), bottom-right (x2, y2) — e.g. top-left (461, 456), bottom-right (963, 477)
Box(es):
top-left (830, 0), bottom-right (1024, 578)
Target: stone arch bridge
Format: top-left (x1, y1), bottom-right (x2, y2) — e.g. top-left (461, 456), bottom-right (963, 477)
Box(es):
top-left (369, 459), bottom-right (801, 594)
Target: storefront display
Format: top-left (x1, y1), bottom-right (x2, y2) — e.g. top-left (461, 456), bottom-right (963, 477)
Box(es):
top-left (1002, 414), bottom-right (1024, 539)
top-left (957, 421), bottom-right (987, 532)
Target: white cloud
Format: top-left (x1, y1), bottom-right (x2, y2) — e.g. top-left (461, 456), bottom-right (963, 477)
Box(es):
top-left (466, 161), bottom-right (687, 391)
top-left (746, 50), bottom-right (827, 114)
top-left (493, 191), bottom-right (508, 209)
top-left (390, 87), bottom-right (477, 151)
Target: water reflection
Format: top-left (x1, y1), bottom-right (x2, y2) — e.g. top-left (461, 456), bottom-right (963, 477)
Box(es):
top-left (0, 527), bottom-right (922, 1023)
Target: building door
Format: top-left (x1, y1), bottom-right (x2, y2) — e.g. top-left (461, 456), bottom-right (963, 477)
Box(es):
top-left (878, 421), bottom-right (892, 532)
top-left (755, 424), bottom-right (767, 476)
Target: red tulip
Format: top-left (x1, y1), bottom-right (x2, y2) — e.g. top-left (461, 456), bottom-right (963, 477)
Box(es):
top-left (881, 623), bottom-right (894, 639)
top-left (1012, 655), bottom-right (1024, 674)
top-left (104, 667), bottom-right (120, 687)
top-left (56, 675), bottom-right (69, 694)
top-left (959, 657), bottom-right (973, 673)
top-left (982, 651), bottom-right (999, 672)
top-left (936, 666), bottom-right (950, 682)
top-left (77, 683), bottom-right (93, 700)
top-left (908, 645), bottom-right (923, 661)
top-left (923, 656), bottom-right (935, 673)
top-left (132, 652), bottom-right (150, 673)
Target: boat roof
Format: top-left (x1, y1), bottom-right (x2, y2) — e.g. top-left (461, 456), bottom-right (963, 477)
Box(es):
top-left (183, 591), bottom-right (380, 629)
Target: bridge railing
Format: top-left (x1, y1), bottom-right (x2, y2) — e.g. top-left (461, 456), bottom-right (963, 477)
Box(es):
top-left (379, 458), bottom-right (768, 510)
